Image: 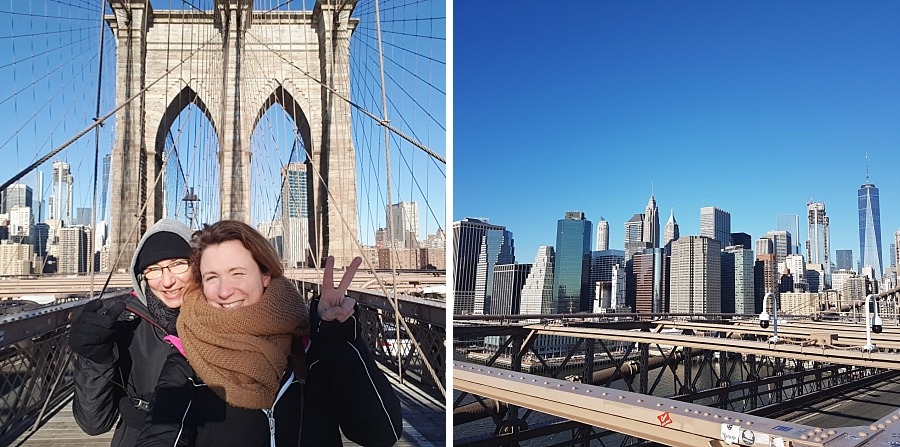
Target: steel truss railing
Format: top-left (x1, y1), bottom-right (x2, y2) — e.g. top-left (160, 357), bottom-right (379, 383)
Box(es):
top-left (0, 290), bottom-right (132, 444)
top-left (297, 282), bottom-right (446, 399)
top-left (454, 314), bottom-right (900, 446)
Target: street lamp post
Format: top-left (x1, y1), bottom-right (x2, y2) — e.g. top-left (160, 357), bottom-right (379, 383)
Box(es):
top-left (759, 292), bottom-right (780, 343)
top-left (863, 293), bottom-right (882, 352)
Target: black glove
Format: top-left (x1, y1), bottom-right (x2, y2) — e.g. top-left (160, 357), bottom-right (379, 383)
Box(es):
top-left (68, 299), bottom-right (127, 364)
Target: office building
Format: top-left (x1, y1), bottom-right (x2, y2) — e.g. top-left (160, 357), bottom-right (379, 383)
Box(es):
top-left (49, 161), bottom-right (74, 224)
top-left (670, 236), bottom-right (721, 314)
top-left (553, 211), bottom-right (592, 313)
top-left (700, 207), bottom-right (731, 249)
top-left (624, 213), bottom-right (648, 259)
top-left (8, 206), bottom-right (32, 242)
top-left (777, 214), bottom-right (801, 255)
top-left (473, 228), bottom-right (514, 314)
top-left (589, 249), bottom-right (625, 310)
top-left (453, 218), bottom-right (506, 315)
top-left (32, 222), bottom-right (50, 258)
top-left (664, 209), bottom-right (679, 253)
top-left (520, 246), bottom-right (555, 316)
top-left (754, 253), bottom-right (777, 312)
top-left (75, 207), bottom-right (92, 226)
top-left (1, 183), bottom-right (32, 214)
top-left (490, 264), bottom-right (531, 315)
top-left (631, 248), bottom-right (665, 314)
top-left (895, 230), bottom-right (900, 268)
top-left (387, 201), bottom-right (420, 249)
top-left (281, 162), bottom-right (310, 267)
top-left (858, 177), bottom-right (883, 278)
top-left (0, 241), bottom-right (32, 276)
top-left (836, 249), bottom-right (853, 271)
top-left (806, 201), bottom-right (830, 286)
top-left (643, 194), bottom-right (659, 248)
top-left (58, 226), bottom-right (89, 274)
top-left (730, 232), bottom-right (752, 249)
top-left (722, 245), bottom-right (755, 315)
top-left (596, 218), bottom-right (609, 251)
top-left (101, 153), bottom-right (111, 219)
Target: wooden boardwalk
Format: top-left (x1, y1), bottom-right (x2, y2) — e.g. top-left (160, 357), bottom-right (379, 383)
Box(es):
top-left (12, 365), bottom-right (445, 446)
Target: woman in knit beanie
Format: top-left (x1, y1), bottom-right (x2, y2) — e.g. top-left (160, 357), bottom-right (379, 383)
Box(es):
top-left (136, 220), bottom-right (402, 447)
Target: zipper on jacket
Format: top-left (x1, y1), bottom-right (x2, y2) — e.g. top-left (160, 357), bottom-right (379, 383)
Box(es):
top-left (264, 408), bottom-right (276, 447)
top-left (262, 372), bottom-right (296, 447)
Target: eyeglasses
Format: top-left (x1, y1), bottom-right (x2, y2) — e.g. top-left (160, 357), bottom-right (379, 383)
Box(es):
top-left (143, 260), bottom-right (190, 280)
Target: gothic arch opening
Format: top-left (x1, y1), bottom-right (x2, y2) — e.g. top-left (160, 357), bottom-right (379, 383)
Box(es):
top-left (155, 86), bottom-right (220, 228)
top-left (250, 86), bottom-right (316, 267)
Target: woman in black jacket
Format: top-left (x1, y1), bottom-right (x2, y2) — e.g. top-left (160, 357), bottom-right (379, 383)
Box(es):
top-left (70, 219), bottom-right (195, 447)
top-left (136, 220), bottom-right (402, 446)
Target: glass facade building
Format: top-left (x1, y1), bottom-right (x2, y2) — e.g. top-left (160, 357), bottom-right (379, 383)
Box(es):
top-left (836, 249), bottom-right (853, 271)
top-left (473, 229), bottom-right (514, 314)
top-left (553, 211), bottom-right (592, 313)
top-left (453, 218), bottom-right (506, 315)
top-left (700, 207), bottom-right (731, 249)
top-left (858, 181), bottom-right (883, 279)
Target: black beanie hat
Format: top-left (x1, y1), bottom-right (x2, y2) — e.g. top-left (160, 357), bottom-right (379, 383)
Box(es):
top-left (134, 232), bottom-right (192, 275)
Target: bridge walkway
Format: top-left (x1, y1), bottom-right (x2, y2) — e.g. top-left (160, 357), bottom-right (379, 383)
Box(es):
top-left (11, 363), bottom-right (445, 446)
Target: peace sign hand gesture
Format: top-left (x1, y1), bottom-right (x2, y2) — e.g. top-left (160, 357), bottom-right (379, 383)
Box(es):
top-left (318, 256), bottom-right (362, 322)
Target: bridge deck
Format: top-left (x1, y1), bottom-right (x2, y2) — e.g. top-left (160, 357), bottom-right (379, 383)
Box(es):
top-left (12, 364), bottom-right (445, 446)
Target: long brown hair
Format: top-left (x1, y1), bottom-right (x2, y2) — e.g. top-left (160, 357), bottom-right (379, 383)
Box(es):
top-left (190, 220), bottom-right (284, 284)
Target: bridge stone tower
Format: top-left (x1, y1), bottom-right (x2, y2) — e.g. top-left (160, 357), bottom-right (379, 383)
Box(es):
top-left (106, 0), bottom-right (359, 270)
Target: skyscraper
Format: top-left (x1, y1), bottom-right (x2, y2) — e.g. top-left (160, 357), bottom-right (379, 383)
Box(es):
top-left (49, 161), bottom-right (73, 224)
top-left (700, 207), bottom-right (731, 249)
top-left (453, 218), bottom-right (506, 315)
top-left (520, 246), bottom-right (554, 316)
top-left (1, 183), bottom-right (32, 214)
top-left (776, 214), bottom-right (801, 255)
top-left (669, 236), bottom-right (721, 314)
top-left (722, 245), bottom-right (755, 315)
top-left (624, 213), bottom-right (646, 259)
top-left (806, 201), bottom-right (830, 285)
top-left (387, 201), bottom-right (420, 249)
top-left (101, 153), bottom-right (111, 220)
top-left (553, 211), bottom-right (592, 313)
top-left (836, 249), bottom-right (853, 271)
top-left (894, 230), bottom-right (900, 269)
top-left (589, 249), bottom-right (625, 310)
top-left (595, 217), bottom-right (609, 251)
top-left (632, 248), bottom-right (665, 314)
top-left (643, 194), bottom-right (659, 248)
top-left (490, 264), bottom-right (531, 315)
top-left (473, 228), bottom-right (514, 314)
top-left (858, 178), bottom-right (883, 279)
top-left (664, 209), bottom-right (679, 252)
top-left (281, 162), bottom-right (310, 267)
top-left (58, 226), bottom-right (89, 274)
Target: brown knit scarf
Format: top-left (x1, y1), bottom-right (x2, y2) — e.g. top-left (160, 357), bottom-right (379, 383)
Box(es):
top-left (177, 276), bottom-right (310, 409)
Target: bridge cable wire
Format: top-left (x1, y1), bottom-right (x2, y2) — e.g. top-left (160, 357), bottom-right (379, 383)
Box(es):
top-left (1, 32), bottom-right (222, 193)
top-left (89, 0), bottom-right (109, 303)
top-left (244, 31), bottom-right (445, 164)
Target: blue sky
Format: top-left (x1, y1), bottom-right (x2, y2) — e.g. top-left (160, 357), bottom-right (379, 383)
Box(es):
top-left (453, 1), bottom-right (900, 268)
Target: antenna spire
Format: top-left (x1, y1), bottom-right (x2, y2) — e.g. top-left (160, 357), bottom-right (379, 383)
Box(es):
top-left (865, 151), bottom-right (869, 183)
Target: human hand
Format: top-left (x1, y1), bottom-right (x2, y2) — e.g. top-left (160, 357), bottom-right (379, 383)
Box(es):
top-left (317, 256), bottom-right (362, 322)
top-left (68, 299), bottom-right (127, 364)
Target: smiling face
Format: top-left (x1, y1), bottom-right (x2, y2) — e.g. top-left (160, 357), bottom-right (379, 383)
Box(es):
top-left (199, 240), bottom-right (271, 309)
top-left (144, 259), bottom-right (191, 309)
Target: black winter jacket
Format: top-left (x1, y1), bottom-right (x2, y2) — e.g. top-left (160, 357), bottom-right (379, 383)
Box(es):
top-left (135, 297), bottom-right (403, 447)
top-left (73, 293), bottom-right (173, 447)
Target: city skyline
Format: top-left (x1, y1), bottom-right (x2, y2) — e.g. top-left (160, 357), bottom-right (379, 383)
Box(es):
top-left (454, 1), bottom-right (900, 266)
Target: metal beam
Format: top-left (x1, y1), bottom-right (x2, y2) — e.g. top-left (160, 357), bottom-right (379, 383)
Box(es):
top-left (524, 324), bottom-right (900, 370)
top-left (455, 361), bottom-right (900, 447)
